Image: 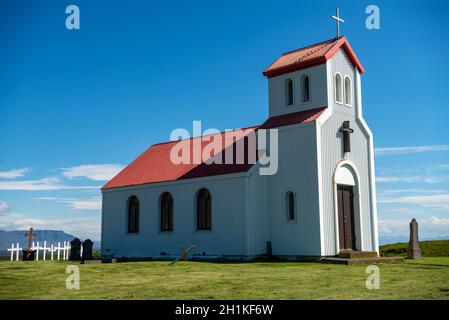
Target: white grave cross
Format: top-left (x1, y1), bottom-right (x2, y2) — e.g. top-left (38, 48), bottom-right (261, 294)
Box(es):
top-left (40, 241), bottom-right (49, 261)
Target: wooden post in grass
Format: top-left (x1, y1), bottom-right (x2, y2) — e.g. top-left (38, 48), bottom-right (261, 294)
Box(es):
top-left (169, 245), bottom-right (196, 265)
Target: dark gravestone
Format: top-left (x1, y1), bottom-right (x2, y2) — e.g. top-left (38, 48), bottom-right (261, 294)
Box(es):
top-left (407, 218), bottom-right (422, 259)
top-left (22, 250), bottom-right (36, 261)
top-left (82, 239), bottom-right (94, 260)
top-left (69, 238), bottom-right (82, 260)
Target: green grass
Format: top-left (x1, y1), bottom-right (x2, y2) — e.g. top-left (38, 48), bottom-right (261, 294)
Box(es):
top-left (403, 257), bottom-right (449, 267)
top-left (1, 259), bottom-right (449, 300)
top-left (380, 240), bottom-right (449, 257)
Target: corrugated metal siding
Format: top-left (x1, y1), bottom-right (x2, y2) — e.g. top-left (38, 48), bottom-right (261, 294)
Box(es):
top-left (319, 49), bottom-right (374, 256)
top-left (247, 166), bottom-right (269, 256)
top-left (267, 124), bottom-right (322, 256)
top-left (268, 64), bottom-right (328, 117)
top-left (102, 175), bottom-right (247, 257)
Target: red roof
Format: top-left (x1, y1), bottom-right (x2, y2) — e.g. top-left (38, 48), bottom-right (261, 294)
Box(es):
top-left (102, 107), bottom-right (326, 189)
top-left (263, 36), bottom-right (364, 78)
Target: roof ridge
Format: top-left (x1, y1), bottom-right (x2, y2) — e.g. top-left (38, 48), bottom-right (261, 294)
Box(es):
top-left (281, 37), bottom-right (339, 57)
top-left (150, 125), bottom-right (260, 147)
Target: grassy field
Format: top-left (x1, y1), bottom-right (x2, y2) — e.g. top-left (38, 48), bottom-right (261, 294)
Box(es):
top-left (380, 240), bottom-right (449, 257)
top-left (1, 259), bottom-right (449, 300)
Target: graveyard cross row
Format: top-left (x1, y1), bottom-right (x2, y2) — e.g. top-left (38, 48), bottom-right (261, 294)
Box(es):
top-left (24, 227), bottom-right (37, 251)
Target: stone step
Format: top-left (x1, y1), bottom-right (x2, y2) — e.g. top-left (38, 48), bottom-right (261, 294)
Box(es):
top-left (322, 256), bottom-right (404, 265)
top-left (338, 250), bottom-right (378, 259)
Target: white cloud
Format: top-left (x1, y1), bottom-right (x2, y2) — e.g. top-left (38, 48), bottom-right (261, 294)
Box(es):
top-left (0, 168), bottom-right (29, 179)
top-left (0, 177), bottom-right (99, 191)
top-left (378, 193), bottom-right (449, 212)
top-left (381, 189), bottom-right (446, 194)
top-left (0, 198), bottom-right (100, 239)
top-left (386, 207), bottom-right (422, 215)
top-left (0, 209), bottom-right (101, 240)
top-left (376, 175), bottom-right (447, 184)
top-left (61, 164), bottom-right (124, 181)
top-left (0, 200), bottom-right (11, 213)
top-left (35, 197), bottom-right (101, 210)
top-left (375, 144), bottom-right (449, 156)
top-left (379, 216), bottom-right (449, 238)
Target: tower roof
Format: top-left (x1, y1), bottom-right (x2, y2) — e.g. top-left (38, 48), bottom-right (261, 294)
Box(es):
top-left (263, 36), bottom-right (364, 78)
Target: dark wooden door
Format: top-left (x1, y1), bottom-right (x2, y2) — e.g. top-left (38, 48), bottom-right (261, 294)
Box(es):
top-left (337, 185), bottom-right (356, 250)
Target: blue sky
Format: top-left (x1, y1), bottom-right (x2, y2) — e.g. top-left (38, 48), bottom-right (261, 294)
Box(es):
top-left (0, 0), bottom-right (448, 242)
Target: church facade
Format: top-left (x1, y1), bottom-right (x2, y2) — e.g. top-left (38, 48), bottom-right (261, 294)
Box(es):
top-left (101, 36), bottom-right (379, 259)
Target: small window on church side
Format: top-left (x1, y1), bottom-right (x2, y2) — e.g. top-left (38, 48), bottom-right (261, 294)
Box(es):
top-left (160, 192), bottom-right (173, 232)
top-left (284, 78), bottom-right (293, 107)
top-left (344, 76), bottom-right (352, 106)
top-left (301, 74), bottom-right (310, 103)
top-left (286, 191), bottom-right (296, 221)
top-left (127, 195), bottom-right (139, 233)
top-left (197, 188), bottom-right (211, 230)
top-left (335, 73), bottom-right (343, 103)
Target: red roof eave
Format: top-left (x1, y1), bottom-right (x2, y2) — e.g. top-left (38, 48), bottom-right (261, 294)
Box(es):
top-left (263, 36), bottom-right (364, 78)
top-left (323, 37), bottom-right (365, 74)
top-left (262, 56), bottom-right (327, 78)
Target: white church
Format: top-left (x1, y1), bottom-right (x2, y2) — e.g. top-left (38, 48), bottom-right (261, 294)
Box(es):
top-left (101, 33), bottom-right (379, 260)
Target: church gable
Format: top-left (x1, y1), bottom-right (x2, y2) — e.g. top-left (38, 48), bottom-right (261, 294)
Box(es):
top-left (328, 48), bottom-right (357, 116)
top-left (263, 36), bottom-right (364, 78)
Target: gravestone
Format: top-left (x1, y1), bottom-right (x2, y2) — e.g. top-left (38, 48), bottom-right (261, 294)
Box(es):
top-left (407, 218), bottom-right (421, 259)
top-left (69, 238), bottom-right (82, 260)
top-left (22, 250), bottom-right (35, 261)
top-left (82, 239), bottom-right (94, 260)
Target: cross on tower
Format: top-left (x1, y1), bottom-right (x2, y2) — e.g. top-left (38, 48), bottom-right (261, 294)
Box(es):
top-left (24, 227), bottom-right (37, 251)
top-left (339, 121), bottom-right (354, 153)
top-left (331, 8), bottom-right (345, 38)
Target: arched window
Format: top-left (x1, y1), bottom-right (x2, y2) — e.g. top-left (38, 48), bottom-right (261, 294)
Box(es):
top-left (335, 73), bottom-right (342, 103)
top-left (344, 76), bottom-right (352, 106)
top-left (284, 78), bottom-right (293, 106)
top-left (197, 188), bottom-right (211, 230)
top-left (127, 196), bottom-right (139, 233)
top-left (301, 74), bottom-right (310, 103)
top-left (160, 192), bottom-right (173, 232)
top-left (286, 191), bottom-right (295, 221)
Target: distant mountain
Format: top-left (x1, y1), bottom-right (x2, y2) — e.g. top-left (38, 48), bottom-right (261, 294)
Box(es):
top-left (380, 235), bottom-right (449, 245)
top-left (0, 230), bottom-right (100, 252)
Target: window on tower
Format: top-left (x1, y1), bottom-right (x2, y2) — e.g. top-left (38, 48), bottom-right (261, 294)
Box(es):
top-left (344, 76), bottom-right (352, 106)
top-left (301, 74), bottom-right (310, 103)
top-left (284, 78), bottom-right (293, 106)
top-left (335, 73), bottom-right (343, 103)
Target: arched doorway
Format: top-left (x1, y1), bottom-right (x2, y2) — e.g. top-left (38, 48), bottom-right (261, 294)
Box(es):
top-left (333, 161), bottom-right (362, 252)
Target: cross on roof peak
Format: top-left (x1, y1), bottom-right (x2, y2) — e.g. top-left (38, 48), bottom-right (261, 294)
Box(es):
top-left (331, 8), bottom-right (345, 38)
